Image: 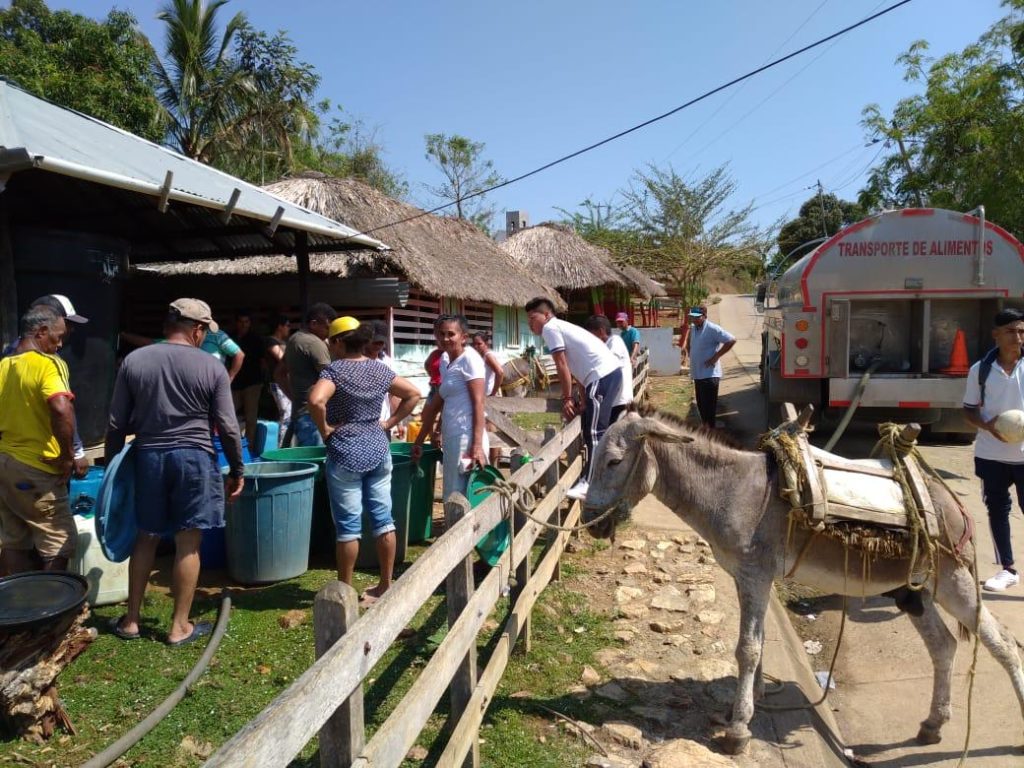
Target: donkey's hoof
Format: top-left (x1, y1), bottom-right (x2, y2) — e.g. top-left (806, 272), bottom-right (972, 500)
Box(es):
top-left (719, 729), bottom-right (751, 755)
top-left (915, 725), bottom-right (942, 745)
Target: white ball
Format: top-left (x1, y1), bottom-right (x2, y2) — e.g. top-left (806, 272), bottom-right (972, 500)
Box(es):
top-left (994, 410), bottom-right (1024, 443)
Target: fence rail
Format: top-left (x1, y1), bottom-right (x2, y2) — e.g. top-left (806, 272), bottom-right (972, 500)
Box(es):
top-left (205, 419), bottom-right (583, 768)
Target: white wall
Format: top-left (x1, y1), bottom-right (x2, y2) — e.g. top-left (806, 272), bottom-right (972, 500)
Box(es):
top-left (640, 326), bottom-right (679, 375)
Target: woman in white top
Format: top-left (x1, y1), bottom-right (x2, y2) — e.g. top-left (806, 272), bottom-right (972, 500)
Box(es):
top-left (471, 331), bottom-right (504, 396)
top-left (413, 315), bottom-right (489, 499)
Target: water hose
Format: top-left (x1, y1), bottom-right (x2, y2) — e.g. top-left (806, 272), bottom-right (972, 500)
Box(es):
top-left (81, 593), bottom-right (232, 768)
top-left (823, 360), bottom-right (881, 452)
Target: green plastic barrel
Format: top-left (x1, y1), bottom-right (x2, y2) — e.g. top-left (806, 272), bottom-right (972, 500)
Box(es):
top-left (390, 442), bottom-right (441, 542)
top-left (260, 446), bottom-right (330, 556)
top-left (225, 462), bottom-right (318, 584)
top-left (355, 455), bottom-right (412, 569)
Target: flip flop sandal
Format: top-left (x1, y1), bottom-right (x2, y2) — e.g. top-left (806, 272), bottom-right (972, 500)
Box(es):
top-left (167, 621), bottom-right (213, 647)
top-left (109, 616), bottom-right (140, 641)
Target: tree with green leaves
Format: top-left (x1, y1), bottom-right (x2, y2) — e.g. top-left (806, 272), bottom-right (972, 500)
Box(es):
top-left (770, 192), bottom-right (864, 273)
top-left (151, 0), bottom-right (249, 163)
top-left (620, 163), bottom-right (767, 306)
top-left (0, 0), bottom-right (163, 141)
top-left (296, 112), bottom-right (408, 199)
top-left (859, 1), bottom-right (1024, 235)
top-left (218, 23), bottom-right (322, 184)
top-left (423, 133), bottom-right (502, 231)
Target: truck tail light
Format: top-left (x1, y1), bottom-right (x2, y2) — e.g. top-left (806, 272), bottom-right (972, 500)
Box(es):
top-left (794, 320), bottom-right (810, 331)
top-left (795, 354), bottom-right (810, 367)
top-left (795, 337), bottom-right (809, 349)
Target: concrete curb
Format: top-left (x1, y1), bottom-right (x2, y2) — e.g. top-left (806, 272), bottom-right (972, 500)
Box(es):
top-left (761, 591), bottom-right (850, 767)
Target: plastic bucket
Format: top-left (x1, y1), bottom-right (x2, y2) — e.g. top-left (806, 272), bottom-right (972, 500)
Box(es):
top-left (355, 455), bottom-right (413, 570)
top-left (389, 442), bottom-right (441, 542)
top-left (225, 461), bottom-right (318, 584)
top-left (260, 446), bottom-right (330, 556)
top-left (468, 465), bottom-right (510, 567)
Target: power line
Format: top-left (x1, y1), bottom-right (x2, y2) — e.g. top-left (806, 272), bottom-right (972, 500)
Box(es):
top-left (659, 0), bottom-right (835, 160)
top-left (344, 0), bottom-right (915, 243)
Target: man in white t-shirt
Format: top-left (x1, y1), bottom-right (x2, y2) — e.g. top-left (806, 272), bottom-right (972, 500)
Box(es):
top-left (367, 320), bottom-right (401, 437)
top-left (585, 314), bottom-right (633, 422)
top-left (525, 298), bottom-right (622, 500)
top-left (964, 308), bottom-right (1024, 591)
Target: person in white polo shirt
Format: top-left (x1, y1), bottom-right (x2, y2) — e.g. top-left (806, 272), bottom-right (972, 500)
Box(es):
top-left (525, 298), bottom-right (622, 500)
top-left (584, 314), bottom-right (633, 423)
top-left (963, 308), bottom-right (1024, 591)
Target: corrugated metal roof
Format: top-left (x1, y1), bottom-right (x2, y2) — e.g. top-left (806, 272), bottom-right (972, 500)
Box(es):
top-left (0, 79), bottom-right (387, 253)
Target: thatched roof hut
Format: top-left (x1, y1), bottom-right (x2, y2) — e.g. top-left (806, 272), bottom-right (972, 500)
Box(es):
top-left (146, 175), bottom-right (563, 309)
top-left (615, 263), bottom-right (667, 299)
top-left (499, 223), bottom-right (627, 291)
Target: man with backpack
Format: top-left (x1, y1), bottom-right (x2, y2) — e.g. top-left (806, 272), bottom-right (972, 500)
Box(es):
top-left (963, 308), bottom-right (1024, 591)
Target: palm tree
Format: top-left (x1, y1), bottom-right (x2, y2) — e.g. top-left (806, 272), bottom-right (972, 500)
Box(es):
top-left (151, 0), bottom-right (249, 163)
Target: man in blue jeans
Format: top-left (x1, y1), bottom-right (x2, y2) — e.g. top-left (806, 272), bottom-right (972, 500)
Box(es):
top-left (964, 308), bottom-right (1024, 591)
top-left (687, 306), bottom-right (735, 428)
top-left (281, 303), bottom-right (337, 446)
top-left (106, 299), bottom-right (245, 645)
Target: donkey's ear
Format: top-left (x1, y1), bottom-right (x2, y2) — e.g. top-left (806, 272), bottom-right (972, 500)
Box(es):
top-left (640, 420), bottom-right (694, 444)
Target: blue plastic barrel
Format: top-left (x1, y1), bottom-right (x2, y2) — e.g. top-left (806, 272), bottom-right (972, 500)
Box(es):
top-left (70, 466), bottom-right (104, 517)
top-left (253, 420), bottom-right (280, 457)
top-left (213, 435), bottom-right (252, 468)
top-left (225, 461), bottom-right (317, 584)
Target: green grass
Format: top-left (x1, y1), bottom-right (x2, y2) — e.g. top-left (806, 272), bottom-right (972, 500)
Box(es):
top-left (509, 411), bottom-right (562, 433)
top-left (646, 373), bottom-right (695, 421)
top-left (1, 540), bottom-right (618, 767)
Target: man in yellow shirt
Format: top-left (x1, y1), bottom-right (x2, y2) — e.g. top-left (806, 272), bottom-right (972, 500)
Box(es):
top-left (0, 305), bottom-right (77, 574)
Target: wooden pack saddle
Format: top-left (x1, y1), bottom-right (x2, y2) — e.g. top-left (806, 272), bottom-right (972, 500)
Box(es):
top-left (765, 405), bottom-right (941, 541)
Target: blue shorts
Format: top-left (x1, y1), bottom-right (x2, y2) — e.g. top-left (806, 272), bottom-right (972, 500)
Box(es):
top-left (134, 447), bottom-right (225, 535)
top-left (326, 453), bottom-right (395, 542)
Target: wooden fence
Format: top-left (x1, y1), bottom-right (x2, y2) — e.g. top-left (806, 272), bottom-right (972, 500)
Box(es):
top-left (205, 419), bottom-right (584, 768)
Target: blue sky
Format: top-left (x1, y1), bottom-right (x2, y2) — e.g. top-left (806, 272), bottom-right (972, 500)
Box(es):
top-left (59, 0), bottom-right (1007, 235)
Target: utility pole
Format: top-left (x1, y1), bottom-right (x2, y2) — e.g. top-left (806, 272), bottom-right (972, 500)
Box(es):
top-left (892, 119), bottom-right (925, 208)
top-left (816, 180), bottom-right (829, 238)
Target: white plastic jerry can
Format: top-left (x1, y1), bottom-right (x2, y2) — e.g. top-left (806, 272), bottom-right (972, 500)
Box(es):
top-left (69, 514), bottom-right (130, 606)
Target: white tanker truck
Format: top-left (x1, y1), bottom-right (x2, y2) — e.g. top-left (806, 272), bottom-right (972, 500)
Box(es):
top-left (761, 207), bottom-right (1024, 433)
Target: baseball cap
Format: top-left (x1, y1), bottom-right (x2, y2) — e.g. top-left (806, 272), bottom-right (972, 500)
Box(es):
top-left (31, 294), bottom-right (88, 324)
top-left (329, 316), bottom-right (360, 338)
top-left (169, 298), bottom-right (218, 332)
top-left (615, 312), bottom-right (629, 322)
top-left (688, 307), bottom-right (704, 318)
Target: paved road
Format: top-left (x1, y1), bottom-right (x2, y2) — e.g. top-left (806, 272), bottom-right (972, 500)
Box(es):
top-left (710, 294), bottom-right (1024, 767)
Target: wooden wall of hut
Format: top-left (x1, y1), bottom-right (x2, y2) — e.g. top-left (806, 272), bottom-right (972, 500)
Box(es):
top-left (123, 272), bottom-right (409, 339)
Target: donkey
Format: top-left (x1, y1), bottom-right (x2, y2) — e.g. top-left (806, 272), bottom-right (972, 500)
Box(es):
top-left (581, 409), bottom-right (1024, 755)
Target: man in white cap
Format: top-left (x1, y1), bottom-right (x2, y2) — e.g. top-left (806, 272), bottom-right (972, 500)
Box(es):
top-left (106, 298), bottom-right (244, 646)
top-left (2, 294), bottom-right (90, 478)
top-left (0, 304), bottom-right (77, 575)
top-left (687, 306), bottom-right (735, 428)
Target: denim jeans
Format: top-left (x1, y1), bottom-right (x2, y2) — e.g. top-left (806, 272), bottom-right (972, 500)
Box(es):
top-left (293, 413), bottom-right (324, 447)
top-left (326, 453), bottom-right (394, 542)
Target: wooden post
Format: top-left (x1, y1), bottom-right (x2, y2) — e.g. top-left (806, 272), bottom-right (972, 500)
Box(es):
top-left (296, 230), bottom-right (311, 313)
top-left (542, 425), bottom-right (562, 583)
top-left (445, 494), bottom-right (480, 768)
top-left (314, 581), bottom-right (364, 767)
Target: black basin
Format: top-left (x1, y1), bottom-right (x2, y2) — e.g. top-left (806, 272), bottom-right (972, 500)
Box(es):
top-left (0, 571), bottom-right (89, 634)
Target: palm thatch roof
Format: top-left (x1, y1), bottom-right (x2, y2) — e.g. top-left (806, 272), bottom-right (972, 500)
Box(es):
top-left (500, 223), bottom-right (628, 291)
top-left (615, 263), bottom-right (667, 298)
top-left (143, 174), bottom-right (564, 309)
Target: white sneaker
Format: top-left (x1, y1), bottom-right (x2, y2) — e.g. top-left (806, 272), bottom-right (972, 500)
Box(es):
top-left (983, 569), bottom-right (1020, 592)
top-left (566, 480), bottom-right (590, 501)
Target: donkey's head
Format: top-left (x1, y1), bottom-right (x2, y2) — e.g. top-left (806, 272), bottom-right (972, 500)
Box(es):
top-left (582, 411), bottom-right (693, 539)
